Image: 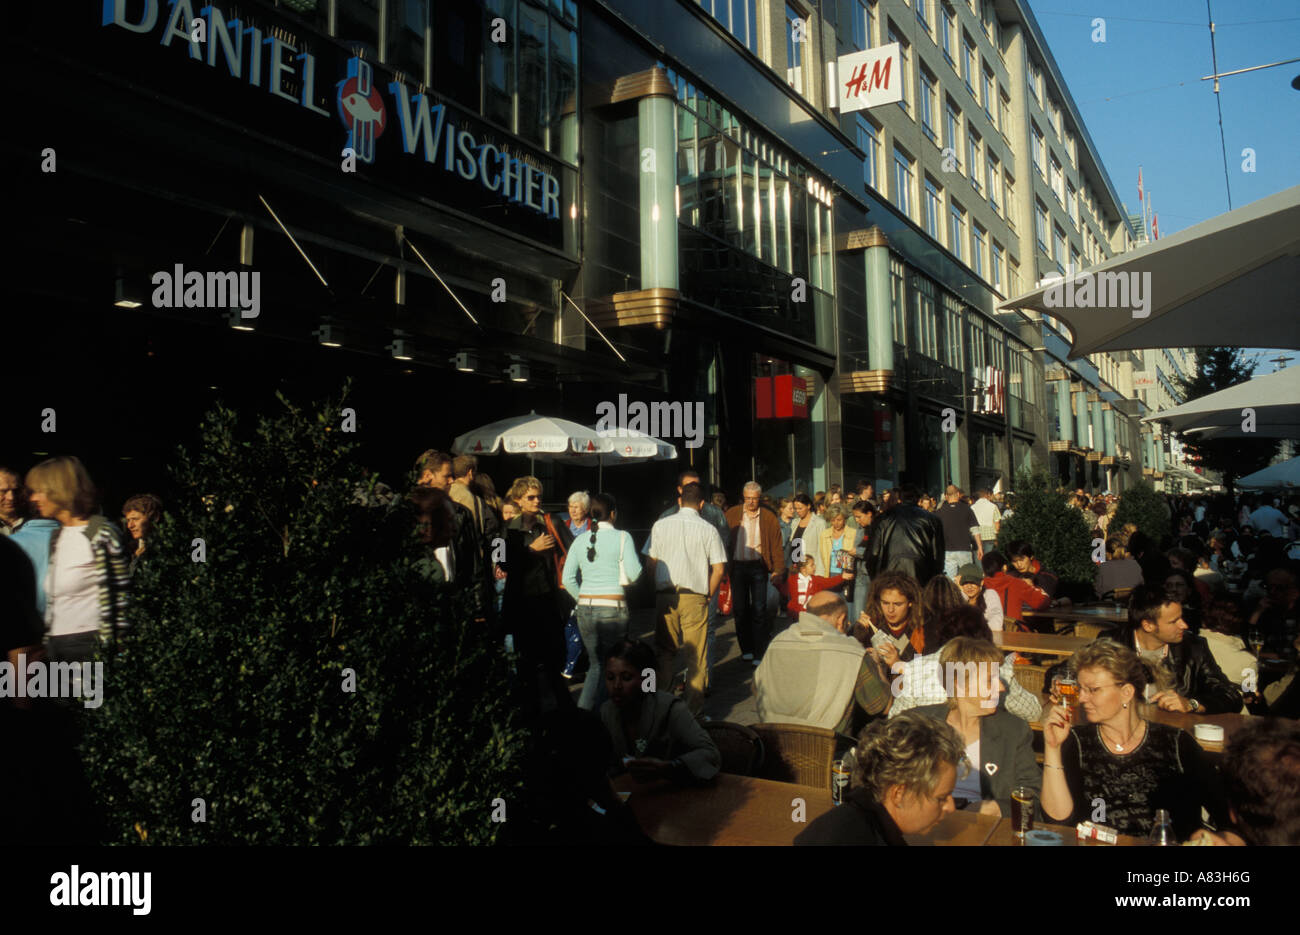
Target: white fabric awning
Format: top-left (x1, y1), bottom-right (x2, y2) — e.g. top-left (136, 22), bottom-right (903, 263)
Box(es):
top-left (1237, 456), bottom-right (1300, 489)
top-left (1000, 185), bottom-right (1300, 357)
top-left (1141, 367), bottom-right (1300, 436)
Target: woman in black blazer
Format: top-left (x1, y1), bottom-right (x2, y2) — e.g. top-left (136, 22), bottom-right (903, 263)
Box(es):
top-left (913, 637), bottom-right (1041, 817)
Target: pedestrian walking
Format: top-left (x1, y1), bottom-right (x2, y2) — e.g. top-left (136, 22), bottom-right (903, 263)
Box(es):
top-left (725, 482), bottom-right (786, 663)
top-left (644, 482), bottom-right (726, 715)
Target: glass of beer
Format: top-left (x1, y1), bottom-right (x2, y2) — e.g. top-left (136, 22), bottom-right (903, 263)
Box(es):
top-left (831, 759), bottom-right (850, 806)
top-left (1011, 786), bottom-right (1034, 839)
top-left (1056, 677), bottom-right (1079, 723)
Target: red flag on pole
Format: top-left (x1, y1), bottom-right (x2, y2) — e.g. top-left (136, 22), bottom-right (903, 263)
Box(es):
top-left (1138, 167), bottom-right (1144, 202)
top-left (1152, 214), bottom-right (1159, 240)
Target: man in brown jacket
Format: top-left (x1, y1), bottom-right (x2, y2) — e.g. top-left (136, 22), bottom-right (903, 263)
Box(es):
top-left (726, 481), bottom-right (786, 664)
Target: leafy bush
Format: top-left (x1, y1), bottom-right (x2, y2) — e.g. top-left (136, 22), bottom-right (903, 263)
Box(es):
top-left (82, 388), bottom-right (525, 844)
top-left (997, 470), bottom-right (1094, 586)
top-left (1113, 480), bottom-right (1170, 549)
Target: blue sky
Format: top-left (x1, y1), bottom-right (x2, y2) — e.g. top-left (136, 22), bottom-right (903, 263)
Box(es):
top-left (1031, 0), bottom-right (1300, 374)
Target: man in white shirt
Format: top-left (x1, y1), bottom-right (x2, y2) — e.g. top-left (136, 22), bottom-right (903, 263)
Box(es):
top-left (645, 482), bottom-right (727, 715)
top-left (1250, 502), bottom-right (1291, 540)
top-left (970, 489), bottom-right (1002, 555)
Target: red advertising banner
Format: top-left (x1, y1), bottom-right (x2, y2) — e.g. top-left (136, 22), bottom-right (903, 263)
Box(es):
top-left (755, 375), bottom-right (809, 419)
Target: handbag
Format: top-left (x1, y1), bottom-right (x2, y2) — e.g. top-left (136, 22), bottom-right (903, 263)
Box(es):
top-left (718, 574), bottom-right (733, 616)
top-left (543, 513), bottom-right (569, 590)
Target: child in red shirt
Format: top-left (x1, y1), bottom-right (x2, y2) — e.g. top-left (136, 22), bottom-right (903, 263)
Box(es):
top-left (784, 555), bottom-right (845, 620)
top-left (981, 550), bottom-right (1050, 626)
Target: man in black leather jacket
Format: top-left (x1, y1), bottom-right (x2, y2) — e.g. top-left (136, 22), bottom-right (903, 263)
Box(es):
top-left (1124, 584), bottom-right (1242, 714)
top-left (865, 484), bottom-right (944, 585)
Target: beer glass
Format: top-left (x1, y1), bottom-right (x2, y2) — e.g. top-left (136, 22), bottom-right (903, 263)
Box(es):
top-left (831, 759), bottom-right (850, 806)
top-left (1011, 786), bottom-right (1034, 839)
top-left (1055, 676), bottom-right (1079, 723)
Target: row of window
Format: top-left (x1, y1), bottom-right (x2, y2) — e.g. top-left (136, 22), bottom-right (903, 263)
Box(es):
top-left (668, 69), bottom-right (835, 291)
top-left (695, 0), bottom-right (761, 55)
top-left (889, 255), bottom-right (1032, 400)
top-left (281, 0), bottom-right (578, 158)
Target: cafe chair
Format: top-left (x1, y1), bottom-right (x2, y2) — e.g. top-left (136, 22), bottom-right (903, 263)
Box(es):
top-left (751, 723), bottom-right (836, 788)
top-left (1011, 663), bottom-right (1049, 696)
top-left (702, 721), bottom-right (764, 777)
top-left (1074, 621), bottom-right (1107, 640)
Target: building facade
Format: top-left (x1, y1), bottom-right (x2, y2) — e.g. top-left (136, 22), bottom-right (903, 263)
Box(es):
top-left (13, 0), bottom-right (1175, 517)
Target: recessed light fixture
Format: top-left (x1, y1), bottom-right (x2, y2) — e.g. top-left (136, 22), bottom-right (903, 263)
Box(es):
top-left (227, 309), bottom-right (255, 331)
top-left (315, 324), bottom-right (341, 347)
top-left (506, 360), bottom-right (529, 383)
top-left (113, 278), bottom-right (142, 308)
top-left (454, 350), bottom-right (478, 372)
top-left (387, 330), bottom-right (413, 360)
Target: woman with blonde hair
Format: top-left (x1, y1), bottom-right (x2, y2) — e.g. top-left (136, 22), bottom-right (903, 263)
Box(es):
top-left (1041, 639), bottom-right (1218, 839)
top-left (26, 456), bottom-right (130, 663)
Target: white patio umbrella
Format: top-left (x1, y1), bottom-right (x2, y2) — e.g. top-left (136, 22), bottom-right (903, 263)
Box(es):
top-left (999, 185), bottom-right (1300, 357)
top-left (451, 412), bottom-right (616, 473)
top-left (552, 427), bottom-right (678, 487)
top-left (1141, 367), bottom-right (1300, 436)
top-left (1237, 456), bottom-right (1300, 490)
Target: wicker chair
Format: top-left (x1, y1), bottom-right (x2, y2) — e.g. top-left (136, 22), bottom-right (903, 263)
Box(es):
top-left (1011, 663), bottom-right (1049, 696)
top-left (1074, 621), bottom-right (1108, 640)
top-left (702, 721), bottom-right (763, 776)
top-left (751, 723), bottom-right (837, 788)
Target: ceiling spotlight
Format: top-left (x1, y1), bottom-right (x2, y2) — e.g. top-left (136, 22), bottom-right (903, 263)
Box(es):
top-left (226, 309), bottom-right (255, 331)
top-left (506, 360), bottom-right (529, 383)
top-left (113, 277), bottom-right (142, 309)
top-left (315, 324), bottom-right (341, 347)
top-left (454, 350), bottom-right (478, 372)
top-left (387, 331), bottom-right (413, 360)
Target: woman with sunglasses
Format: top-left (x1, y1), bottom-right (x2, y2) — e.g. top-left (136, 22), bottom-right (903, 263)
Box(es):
top-left (562, 493), bottom-right (642, 710)
top-left (503, 476), bottom-right (569, 710)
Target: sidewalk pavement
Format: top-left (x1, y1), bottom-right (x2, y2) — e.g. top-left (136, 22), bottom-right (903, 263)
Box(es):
top-left (567, 606), bottom-right (766, 725)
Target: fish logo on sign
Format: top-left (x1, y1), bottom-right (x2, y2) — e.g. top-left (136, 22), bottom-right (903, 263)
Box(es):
top-left (336, 57), bottom-right (387, 164)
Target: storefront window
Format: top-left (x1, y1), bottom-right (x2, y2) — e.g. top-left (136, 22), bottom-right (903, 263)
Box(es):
top-left (385, 0), bottom-right (428, 83)
top-left (910, 274), bottom-right (938, 360)
top-left (483, 0), bottom-right (515, 128)
top-left (516, 3), bottom-right (548, 147)
top-left (890, 257), bottom-right (907, 344)
top-left (337, 0), bottom-right (381, 57)
top-left (678, 107), bottom-right (700, 226)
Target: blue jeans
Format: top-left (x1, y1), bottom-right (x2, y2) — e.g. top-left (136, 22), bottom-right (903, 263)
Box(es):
top-left (576, 603), bottom-right (629, 710)
top-left (562, 611), bottom-right (583, 676)
top-left (731, 561), bottom-right (770, 658)
top-left (849, 572), bottom-right (870, 625)
top-left (944, 551), bottom-right (974, 580)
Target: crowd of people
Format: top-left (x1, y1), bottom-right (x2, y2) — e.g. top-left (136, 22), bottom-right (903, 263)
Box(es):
top-left (4, 452), bottom-right (1299, 847)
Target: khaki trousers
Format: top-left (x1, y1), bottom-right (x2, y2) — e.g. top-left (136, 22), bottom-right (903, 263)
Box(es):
top-left (655, 591), bottom-right (709, 715)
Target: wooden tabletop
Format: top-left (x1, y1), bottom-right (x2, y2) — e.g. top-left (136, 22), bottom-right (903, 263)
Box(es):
top-left (1025, 605), bottom-right (1129, 625)
top-left (984, 818), bottom-right (1144, 846)
top-left (613, 773), bottom-right (833, 846)
top-left (1028, 695), bottom-right (1256, 753)
top-left (903, 809), bottom-right (1002, 846)
top-left (614, 774), bottom-right (999, 846)
top-left (993, 632), bottom-right (1093, 656)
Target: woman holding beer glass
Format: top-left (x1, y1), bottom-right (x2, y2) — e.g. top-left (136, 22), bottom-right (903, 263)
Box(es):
top-left (1041, 640), bottom-right (1214, 839)
top-left (913, 637), bottom-right (1040, 818)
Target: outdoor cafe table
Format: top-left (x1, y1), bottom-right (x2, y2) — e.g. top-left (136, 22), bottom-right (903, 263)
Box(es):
top-left (1029, 696), bottom-right (1258, 754)
top-left (1025, 604), bottom-right (1128, 634)
top-left (984, 818), bottom-right (1144, 846)
top-left (993, 632), bottom-right (1093, 657)
top-left (612, 774), bottom-right (1003, 845)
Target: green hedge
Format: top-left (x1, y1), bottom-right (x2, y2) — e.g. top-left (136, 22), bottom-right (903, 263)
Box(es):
top-left (1112, 480), bottom-right (1170, 549)
top-left (997, 470), bottom-right (1095, 586)
top-left (81, 389), bottom-right (525, 844)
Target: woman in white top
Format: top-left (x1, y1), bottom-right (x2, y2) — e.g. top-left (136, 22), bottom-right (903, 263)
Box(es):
top-left (27, 456), bottom-right (130, 665)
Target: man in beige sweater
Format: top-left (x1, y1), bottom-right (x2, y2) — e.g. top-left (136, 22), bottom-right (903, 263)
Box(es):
top-left (755, 591), bottom-right (892, 734)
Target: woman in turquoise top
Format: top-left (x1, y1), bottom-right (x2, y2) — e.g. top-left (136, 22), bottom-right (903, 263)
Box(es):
top-left (562, 493), bottom-right (642, 710)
